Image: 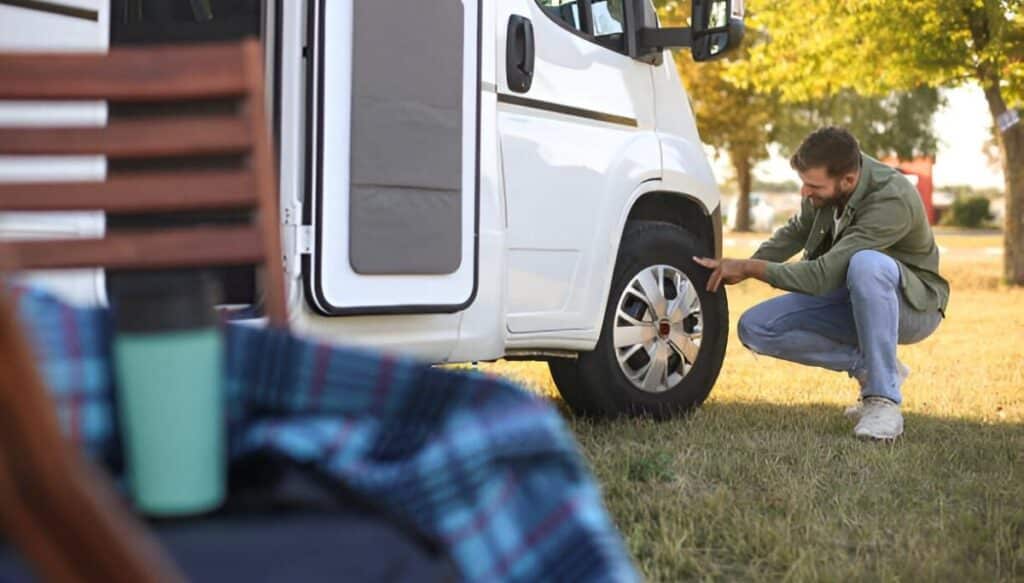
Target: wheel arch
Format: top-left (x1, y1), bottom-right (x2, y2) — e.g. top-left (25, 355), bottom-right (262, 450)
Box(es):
top-left (624, 190), bottom-right (722, 259)
top-left (586, 188), bottom-right (721, 350)
top-left (551, 217), bottom-right (730, 418)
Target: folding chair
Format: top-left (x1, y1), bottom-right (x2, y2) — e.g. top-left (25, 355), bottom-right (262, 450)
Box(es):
top-left (0, 39), bottom-right (485, 583)
top-left (0, 39), bottom-right (286, 325)
top-left (0, 38), bottom-right (286, 581)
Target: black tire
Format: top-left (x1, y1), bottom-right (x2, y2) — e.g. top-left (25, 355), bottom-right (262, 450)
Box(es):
top-left (549, 221), bottom-right (729, 419)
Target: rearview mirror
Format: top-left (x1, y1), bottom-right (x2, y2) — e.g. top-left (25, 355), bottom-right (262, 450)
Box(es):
top-left (691, 0), bottom-right (745, 61)
top-left (633, 0), bottom-right (745, 63)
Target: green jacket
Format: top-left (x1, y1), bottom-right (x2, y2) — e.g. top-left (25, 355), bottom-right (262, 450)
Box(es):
top-left (752, 154), bottom-right (949, 314)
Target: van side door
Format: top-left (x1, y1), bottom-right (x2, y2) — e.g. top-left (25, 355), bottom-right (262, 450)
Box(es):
top-left (304, 0), bottom-right (481, 316)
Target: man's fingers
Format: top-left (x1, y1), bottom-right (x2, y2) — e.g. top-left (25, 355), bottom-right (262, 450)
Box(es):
top-left (707, 268), bottom-right (722, 293)
top-left (694, 257), bottom-right (727, 292)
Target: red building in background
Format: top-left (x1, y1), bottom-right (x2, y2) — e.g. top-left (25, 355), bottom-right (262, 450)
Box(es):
top-left (883, 155), bottom-right (936, 225)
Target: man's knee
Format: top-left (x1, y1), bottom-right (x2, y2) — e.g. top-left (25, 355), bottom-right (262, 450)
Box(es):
top-left (846, 250), bottom-right (899, 292)
top-left (737, 310), bottom-right (768, 354)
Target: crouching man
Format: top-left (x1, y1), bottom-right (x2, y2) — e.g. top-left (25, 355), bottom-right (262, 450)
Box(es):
top-left (695, 127), bottom-right (949, 440)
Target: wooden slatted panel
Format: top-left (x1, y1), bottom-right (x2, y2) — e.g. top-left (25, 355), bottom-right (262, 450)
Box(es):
top-left (0, 116), bottom-right (251, 157)
top-left (0, 171), bottom-right (257, 213)
top-left (0, 41), bottom-right (251, 101)
top-left (8, 226), bottom-right (264, 270)
top-left (0, 39), bottom-right (288, 327)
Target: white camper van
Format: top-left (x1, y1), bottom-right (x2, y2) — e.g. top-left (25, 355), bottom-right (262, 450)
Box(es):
top-left (0, 0), bottom-right (743, 417)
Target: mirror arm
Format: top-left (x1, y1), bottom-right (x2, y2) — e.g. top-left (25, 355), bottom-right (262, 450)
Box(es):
top-left (639, 27), bottom-right (694, 50)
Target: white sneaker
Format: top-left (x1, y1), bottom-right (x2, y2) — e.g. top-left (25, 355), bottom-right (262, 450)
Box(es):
top-left (853, 397), bottom-right (904, 441)
top-left (844, 361), bottom-right (911, 420)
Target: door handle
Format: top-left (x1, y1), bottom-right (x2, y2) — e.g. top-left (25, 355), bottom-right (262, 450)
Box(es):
top-left (506, 15), bottom-right (535, 93)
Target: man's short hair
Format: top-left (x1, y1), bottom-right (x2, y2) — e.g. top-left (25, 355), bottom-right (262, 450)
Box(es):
top-left (790, 126), bottom-right (861, 177)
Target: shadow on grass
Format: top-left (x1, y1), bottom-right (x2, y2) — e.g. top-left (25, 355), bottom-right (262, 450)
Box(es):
top-left (567, 401), bottom-right (1024, 582)
top-left (569, 399), bottom-right (1024, 445)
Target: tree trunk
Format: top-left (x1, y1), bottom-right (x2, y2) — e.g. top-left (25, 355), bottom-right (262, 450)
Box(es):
top-left (982, 83), bottom-right (1024, 286)
top-left (732, 155), bottom-right (753, 233)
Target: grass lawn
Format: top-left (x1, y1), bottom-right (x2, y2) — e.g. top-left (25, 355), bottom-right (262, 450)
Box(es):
top-left (480, 232), bottom-right (1024, 582)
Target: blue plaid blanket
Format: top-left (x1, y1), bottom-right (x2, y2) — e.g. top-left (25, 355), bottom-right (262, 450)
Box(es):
top-left (12, 286), bottom-right (637, 583)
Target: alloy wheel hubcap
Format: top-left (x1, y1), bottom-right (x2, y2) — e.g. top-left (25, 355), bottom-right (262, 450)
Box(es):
top-left (612, 265), bottom-right (703, 393)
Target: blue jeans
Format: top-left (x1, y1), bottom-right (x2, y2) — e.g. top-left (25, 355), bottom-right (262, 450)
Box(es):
top-left (738, 250), bottom-right (942, 404)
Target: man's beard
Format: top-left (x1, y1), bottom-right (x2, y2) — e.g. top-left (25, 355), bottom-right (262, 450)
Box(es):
top-left (833, 183), bottom-right (855, 208)
top-left (813, 183), bottom-right (854, 209)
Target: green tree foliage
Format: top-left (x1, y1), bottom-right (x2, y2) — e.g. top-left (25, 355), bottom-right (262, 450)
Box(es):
top-left (944, 196), bottom-right (994, 228)
top-left (738, 0), bottom-right (1024, 283)
top-left (656, 1), bottom-right (777, 231)
top-left (773, 88), bottom-right (942, 161)
top-left (656, 0), bottom-right (941, 232)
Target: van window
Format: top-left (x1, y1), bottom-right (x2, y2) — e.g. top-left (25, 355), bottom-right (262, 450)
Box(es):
top-left (536, 0), bottom-right (627, 54)
top-left (591, 0), bottom-right (624, 36)
top-left (538, 0), bottom-right (585, 32)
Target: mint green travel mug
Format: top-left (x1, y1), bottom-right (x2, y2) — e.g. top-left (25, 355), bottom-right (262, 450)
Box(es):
top-left (110, 272), bottom-right (225, 517)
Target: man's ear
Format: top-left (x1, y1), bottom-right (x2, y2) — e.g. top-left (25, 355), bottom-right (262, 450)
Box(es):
top-left (841, 171), bottom-right (858, 191)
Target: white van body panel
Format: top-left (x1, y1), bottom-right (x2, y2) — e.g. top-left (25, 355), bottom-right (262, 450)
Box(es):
top-left (448, 0), bottom-right (509, 363)
top-left (651, 51), bottom-right (721, 212)
top-left (502, 177), bottom-right (701, 352)
top-left (275, 0), bottom-right (306, 309)
top-left (0, 0), bottom-right (108, 52)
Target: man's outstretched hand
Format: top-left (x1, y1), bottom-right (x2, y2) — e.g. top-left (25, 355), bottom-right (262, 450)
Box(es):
top-left (692, 257), bottom-right (768, 293)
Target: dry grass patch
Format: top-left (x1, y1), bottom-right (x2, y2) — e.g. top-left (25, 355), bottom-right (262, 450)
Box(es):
top-left (478, 232), bottom-right (1023, 582)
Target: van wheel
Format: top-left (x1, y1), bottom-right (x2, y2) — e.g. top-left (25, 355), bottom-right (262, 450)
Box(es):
top-left (549, 221), bottom-right (728, 419)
